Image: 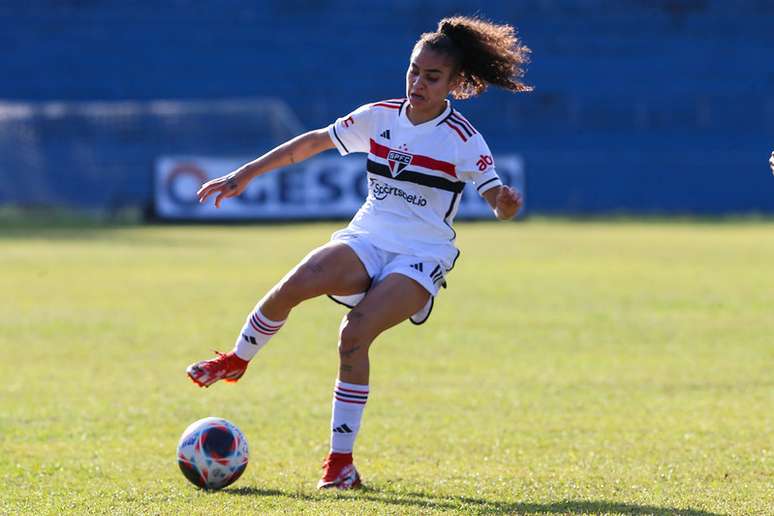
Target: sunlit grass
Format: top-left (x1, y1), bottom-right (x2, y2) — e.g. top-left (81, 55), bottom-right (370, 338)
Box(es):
top-left (1, 220), bottom-right (771, 515)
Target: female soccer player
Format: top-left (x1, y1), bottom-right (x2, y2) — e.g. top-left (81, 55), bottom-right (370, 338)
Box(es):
top-left (187, 16), bottom-right (531, 490)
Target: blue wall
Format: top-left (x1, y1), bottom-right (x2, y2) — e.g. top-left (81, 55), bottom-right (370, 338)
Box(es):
top-left (1, 0), bottom-right (773, 214)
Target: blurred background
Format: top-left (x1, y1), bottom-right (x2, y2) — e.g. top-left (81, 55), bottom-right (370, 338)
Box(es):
top-left (0, 0), bottom-right (773, 219)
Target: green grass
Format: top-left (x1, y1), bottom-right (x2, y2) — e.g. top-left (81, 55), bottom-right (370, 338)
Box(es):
top-left (1, 220), bottom-right (771, 515)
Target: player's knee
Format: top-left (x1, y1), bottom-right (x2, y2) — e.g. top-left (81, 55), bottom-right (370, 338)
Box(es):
top-left (338, 312), bottom-right (373, 359)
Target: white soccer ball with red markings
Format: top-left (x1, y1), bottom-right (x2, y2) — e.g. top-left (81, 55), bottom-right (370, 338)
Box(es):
top-left (176, 417), bottom-right (249, 490)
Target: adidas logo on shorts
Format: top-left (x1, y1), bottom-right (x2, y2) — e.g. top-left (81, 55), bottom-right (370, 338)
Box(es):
top-left (430, 265), bottom-right (444, 285)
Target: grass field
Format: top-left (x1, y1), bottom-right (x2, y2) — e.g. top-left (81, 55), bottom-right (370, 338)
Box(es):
top-left (1, 220), bottom-right (771, 515)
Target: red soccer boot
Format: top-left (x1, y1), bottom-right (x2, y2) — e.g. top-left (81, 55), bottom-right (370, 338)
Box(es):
top-left (186, 351), bottom-right (248, 388)
top-left (317, 452), bottom-right (362, 490)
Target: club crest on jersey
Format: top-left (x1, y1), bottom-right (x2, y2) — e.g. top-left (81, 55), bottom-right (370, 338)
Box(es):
top-left (386, 149), bottom-right (412, 176)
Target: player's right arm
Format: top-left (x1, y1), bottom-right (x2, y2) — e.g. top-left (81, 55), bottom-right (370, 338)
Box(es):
top-left (199, 103), bottom-right (374, 208)
top-left (197, 128), bottom-right (335, 208)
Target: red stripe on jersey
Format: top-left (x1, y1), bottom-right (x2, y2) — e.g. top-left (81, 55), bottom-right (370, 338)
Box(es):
top-left (447, 117), bottom-right (472, 138)
top-left (451, 113), bottom-right (476, 134)
top-left (368, 139), bottom-right (390, 159)
top-left (372, 103), bottom-right (401, 109)
top-left (369, 139), bottom-right (456, 177)
top-left (445, 121), bottom-right (468, 142)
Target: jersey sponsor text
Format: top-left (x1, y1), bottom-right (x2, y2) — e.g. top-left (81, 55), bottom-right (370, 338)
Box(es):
top-left (369, 178), bottom-right (428, 206)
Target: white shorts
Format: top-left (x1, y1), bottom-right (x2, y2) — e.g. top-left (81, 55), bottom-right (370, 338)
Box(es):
top-left (327, 228), bottom-right (451, 325)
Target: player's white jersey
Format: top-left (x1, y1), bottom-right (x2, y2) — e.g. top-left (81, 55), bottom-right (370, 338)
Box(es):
top-left (327, 98), bottom-right (502, 268)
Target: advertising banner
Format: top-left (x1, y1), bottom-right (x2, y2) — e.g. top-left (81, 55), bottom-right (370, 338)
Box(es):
top-left (155, 154), bottom-right (524, 220)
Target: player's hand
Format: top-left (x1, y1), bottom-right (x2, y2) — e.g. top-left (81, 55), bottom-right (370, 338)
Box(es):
top-left (197, 172), bottom-right (249, 208)
top-left (769, 151), bottom-right (774, 175)
top-left (495, 185), bottom-right (524, 220)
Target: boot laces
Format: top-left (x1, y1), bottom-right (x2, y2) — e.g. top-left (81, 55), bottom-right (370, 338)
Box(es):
top-left (203, 350), bottom-right (230, 371)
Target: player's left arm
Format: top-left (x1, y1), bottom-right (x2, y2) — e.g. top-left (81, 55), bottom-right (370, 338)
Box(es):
top-left (483, 185), bottom-right (524, 220)
top-left (461, 132), bottom-right (524, 220)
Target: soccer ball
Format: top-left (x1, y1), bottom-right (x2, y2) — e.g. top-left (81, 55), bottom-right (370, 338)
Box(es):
top-left (176, 417), bottom-right (249, 490)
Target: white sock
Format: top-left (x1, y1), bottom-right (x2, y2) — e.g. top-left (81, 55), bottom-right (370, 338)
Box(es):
top-left (330, 380), bottom-right (369, 453)
top-left (233, 307), bottom-right (286, 361)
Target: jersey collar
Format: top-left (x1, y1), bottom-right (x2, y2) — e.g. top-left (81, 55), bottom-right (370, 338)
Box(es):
top-left (399, 99), bottom-right (452, 131)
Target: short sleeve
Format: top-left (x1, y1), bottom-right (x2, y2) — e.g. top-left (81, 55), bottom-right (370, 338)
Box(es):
top-left (327, 103), bottom-right (374, 155)
top-left (456, 133), bottom-right (502, 196)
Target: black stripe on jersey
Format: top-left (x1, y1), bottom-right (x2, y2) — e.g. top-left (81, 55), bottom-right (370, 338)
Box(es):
top-left (367, 159), bottom-right (465, 193)
top-left (398, 99), bottom-right (408, 116)
top-left (332, 125), bottom-right (349, 153)
top-left (450, 114), bottom-right (476, 135)
top-left (476, 177), bottom-right (499, 193)
top-left (448, 116), bottom-right (473, 138)
top-left (444, 192), bottom-right (459, 221)
top-left (442, 191), bottom-right (459, 241)
top-left (435, 107), bottom-right (456, 127)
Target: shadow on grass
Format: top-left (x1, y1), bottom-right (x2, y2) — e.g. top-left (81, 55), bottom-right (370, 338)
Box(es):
top-left (224, 486), bottom-right (725, 515)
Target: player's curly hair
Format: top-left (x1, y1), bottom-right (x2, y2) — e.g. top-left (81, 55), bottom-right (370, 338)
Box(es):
top-left (415, 16), bottom-right (533, 99)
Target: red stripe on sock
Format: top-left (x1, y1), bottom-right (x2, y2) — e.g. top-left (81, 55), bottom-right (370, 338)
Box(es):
top-left (253, 313), bottom-right (284, 329)
top-left (337, 386), bottom-right (369, 394)
top-left (249, 319), bottom-right (275, 335)
top-left (335, 392), bottom-right (368, 400)
top-left (251, 315), bottom-right (278, 334)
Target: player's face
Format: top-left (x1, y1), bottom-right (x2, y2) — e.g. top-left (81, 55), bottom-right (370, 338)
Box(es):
top-left (406, 45), bottom-right (458, 117)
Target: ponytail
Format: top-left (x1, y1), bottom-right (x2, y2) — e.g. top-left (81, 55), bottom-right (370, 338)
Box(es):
top-left (415, 16), bottom-right (532, 99)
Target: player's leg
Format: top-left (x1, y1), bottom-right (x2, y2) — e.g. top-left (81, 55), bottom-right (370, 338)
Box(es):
top-left (337, 273), bottom-right (430, 384)
top-left (319, 273), bottom-right (430, 489)
top-left (233, 240), bottom-right (373, 360)
top-left (187, 242), bottom-right (371, 387)
top-left (258, 241), bottom-right (372, 322)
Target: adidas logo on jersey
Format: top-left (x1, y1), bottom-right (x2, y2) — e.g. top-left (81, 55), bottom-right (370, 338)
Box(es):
top-left (410, 262), bottom-right (424, 272)
top-left (380, 129), bottom-right (391, 139)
